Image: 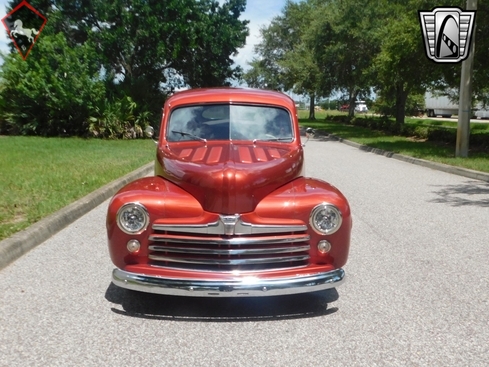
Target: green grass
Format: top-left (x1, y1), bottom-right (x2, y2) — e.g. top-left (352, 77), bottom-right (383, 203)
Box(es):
top-left (0, 136), bottom-right (156, 241)
top-left (299, 110), bottom-right (489, 174)
top-left (405, 117), bottom-right (489, 131)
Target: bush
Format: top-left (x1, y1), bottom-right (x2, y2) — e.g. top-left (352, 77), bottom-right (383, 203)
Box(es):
top-left (0, 33), bottom-right (154, 139)
top-left (325, 114), bottom-right (349, 123)
top-left (0, 33), bottom-right (105, 136)
top-left (88, 96), bottom-right (150, 139)
top-left (427, 127), bottom-right (456, 143)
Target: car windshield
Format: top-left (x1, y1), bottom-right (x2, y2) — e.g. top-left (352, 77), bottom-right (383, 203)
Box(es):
top-left (167, 104), bottom-right (293, 142)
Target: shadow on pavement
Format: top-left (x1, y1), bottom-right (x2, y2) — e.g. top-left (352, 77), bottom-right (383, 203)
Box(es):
top-left (105, 282), bottom-right (339, 322)
top-left (429, 181), bottom-right (489, 207)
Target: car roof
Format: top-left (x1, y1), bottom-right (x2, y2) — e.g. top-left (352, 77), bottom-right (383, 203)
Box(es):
top-left (166, 88), bottom-right (296, 111)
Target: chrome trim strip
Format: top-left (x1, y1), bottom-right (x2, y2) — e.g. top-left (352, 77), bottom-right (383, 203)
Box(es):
top-left (234, 221), bottom-right (307, 235)
top-left (153, 216), bottom-right (308, 235)
top-left (148, 234), bottom-right (310, 246)
top-left (148, 263), bottom-right (309, 273)
top-left (153, 221), bottom-right (222, 234)
top-left (112, 268), bottom-right (345, 297)
top-left (147, 254), bottom-right (310, 265)
top-left (148, 244), bottom-right (310, 256)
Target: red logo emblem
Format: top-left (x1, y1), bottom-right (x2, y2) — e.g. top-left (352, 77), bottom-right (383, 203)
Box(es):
top-left (1, 1), bottom-right (47, 60)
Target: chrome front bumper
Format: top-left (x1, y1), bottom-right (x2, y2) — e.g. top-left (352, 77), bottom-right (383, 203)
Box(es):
top-left (112, 268), bottom-right (345, 297)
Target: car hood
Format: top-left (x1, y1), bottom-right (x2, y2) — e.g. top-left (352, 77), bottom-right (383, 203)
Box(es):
top-left (157, 141), bottom-right (304, 214)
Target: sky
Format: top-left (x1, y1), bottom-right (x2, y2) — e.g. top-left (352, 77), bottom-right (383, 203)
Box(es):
top-left (229, 0), bottom-right (289, 71)
top-left (0, 0), bottom-right (290, 72)
top-left (0, 0), bottom-right (9, 53)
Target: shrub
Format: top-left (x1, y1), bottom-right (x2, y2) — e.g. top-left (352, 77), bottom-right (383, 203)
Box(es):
top-left (88, 96), bottom-right (150, 139)
top-left (0, 33), bottom-right (105, 136)
top-left (427, 127), bottom-right (456, 143)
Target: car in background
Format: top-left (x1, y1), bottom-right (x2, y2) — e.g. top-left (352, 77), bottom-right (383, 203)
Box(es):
top-left (339, 102), bottom-right (368, 113)
top-left (107, 88), bottom-right (352, 297)
top-left (355, 101), bottom-right (368, 113)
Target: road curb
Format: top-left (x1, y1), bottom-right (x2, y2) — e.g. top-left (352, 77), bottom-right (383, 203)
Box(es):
top-left (0, 162), bottom-right (154, 271)
top-left (317, 133), bottom-right (489, 183)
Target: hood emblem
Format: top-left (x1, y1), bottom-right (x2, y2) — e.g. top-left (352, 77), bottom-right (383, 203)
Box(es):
top-left (219, 214), bottom-right (240, 235)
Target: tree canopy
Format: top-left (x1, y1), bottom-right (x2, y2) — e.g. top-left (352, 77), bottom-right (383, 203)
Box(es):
top-left (0, 0), bottom-right (249, 137)
top-left (244, 0), bottom-right (489, 123)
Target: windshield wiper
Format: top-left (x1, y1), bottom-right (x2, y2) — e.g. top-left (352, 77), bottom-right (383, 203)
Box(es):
top-left (171, 130), bottom-right (207, 143)
top-left (254, 137), bottom-right (293, 142)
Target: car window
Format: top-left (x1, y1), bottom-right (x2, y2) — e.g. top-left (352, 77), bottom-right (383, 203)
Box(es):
top-left (166, 104), bottom-right (293, 142)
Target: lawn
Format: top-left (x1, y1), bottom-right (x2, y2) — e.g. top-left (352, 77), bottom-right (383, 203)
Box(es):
top-left (299, 110), bottom-right (489, 174)
top-left (0, 136), bottom-right (156, 241)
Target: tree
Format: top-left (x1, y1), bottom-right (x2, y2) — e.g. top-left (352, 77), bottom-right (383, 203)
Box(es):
top-left (49, 0), bottom-right (248, 100)
top-left (243, 0), bottom-right (323, 119)
top-left (280, 42), bottom-right (323, 120)
top-left (2, 0), bottom-right (249, 136)
top-left (181, 0), bottom-right (249, 87)
top-left (278, 1), bottom-right (325, 120)
top-left (372, 0), bottom-right (489, 124)
top-left (308, 0), bottom-right (380, 118)
top-left (0, 31), bottom-right (105, 136)
top-left (243, 58), bottom-right (283, 90)
top-left (369, 0), bottom-right (445, 124)
top-left (243, 4), bottom-right (295, 92)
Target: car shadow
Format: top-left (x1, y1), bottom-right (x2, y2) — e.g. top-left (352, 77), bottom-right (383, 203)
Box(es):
top-left (105, 282), bottom-right (339, 322)
top-left (429, 181), bottom-right (489, 207)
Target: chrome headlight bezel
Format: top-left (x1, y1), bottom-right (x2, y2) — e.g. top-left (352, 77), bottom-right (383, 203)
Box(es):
top-left (116, 202), bottom-right (150, 235)
top-left (309, 203), bottom-right (343, 235)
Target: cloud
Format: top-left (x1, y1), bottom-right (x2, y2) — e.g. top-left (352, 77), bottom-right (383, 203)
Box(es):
top-left (0, 0), bottom-right (11, 54)
top-left (232, 0), bottom-right (286, 71)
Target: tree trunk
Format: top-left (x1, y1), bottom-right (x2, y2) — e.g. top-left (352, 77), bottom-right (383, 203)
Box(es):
top-left (395, 83), bottom-right (409, 124)
top-left (348, 89), bottom-right (359, 119)
top-left (308, 93), bottom-right (316, 120)
top-left (348, 101), bottom-right (355, 118)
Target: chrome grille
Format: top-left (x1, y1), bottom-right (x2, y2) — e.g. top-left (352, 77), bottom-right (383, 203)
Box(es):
top-left (148, 216), bottom-right (310, 272)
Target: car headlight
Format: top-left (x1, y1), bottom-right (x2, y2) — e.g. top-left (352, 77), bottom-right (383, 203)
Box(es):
top-left (116, 203), bottom-right (149, 234)
top-left (309, 203), bottom-right (342, 235)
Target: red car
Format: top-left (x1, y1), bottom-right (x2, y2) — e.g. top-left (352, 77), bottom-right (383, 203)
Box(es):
top-left (107, 88), bottom-right (352, 297)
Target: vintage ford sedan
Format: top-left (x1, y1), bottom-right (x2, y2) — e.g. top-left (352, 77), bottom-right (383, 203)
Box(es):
top-left (107, 88), bottom-right (351, 297)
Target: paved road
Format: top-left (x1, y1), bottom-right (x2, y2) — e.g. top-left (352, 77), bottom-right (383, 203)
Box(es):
top-left (1, 139), bottom-right (488, 367)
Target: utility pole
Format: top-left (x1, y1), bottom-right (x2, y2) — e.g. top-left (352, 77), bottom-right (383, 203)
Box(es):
top-left (456, 0), bottom-right (477, 158)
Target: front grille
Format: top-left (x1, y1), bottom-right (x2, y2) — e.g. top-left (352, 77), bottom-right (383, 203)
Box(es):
top-left (147, 218), bottom-right (310, 272)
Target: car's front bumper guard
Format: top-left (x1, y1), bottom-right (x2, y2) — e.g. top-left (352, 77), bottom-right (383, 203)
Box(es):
top-left (112, 268), bottom-right (345, 297)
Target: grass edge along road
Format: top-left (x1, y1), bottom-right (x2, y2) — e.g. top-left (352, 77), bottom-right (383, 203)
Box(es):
top-left (0, 136), bottom-right (156, 241)
top-left (299, 110), bottom-right (489, 174)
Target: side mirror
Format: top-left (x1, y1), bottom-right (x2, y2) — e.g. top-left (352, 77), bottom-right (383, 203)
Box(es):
top-left (145, 126), bottom-right (155, 138)
top-left (303, 127), bottom-right (315, 146)
top-left (145, 126), bottom-right (158, 144)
